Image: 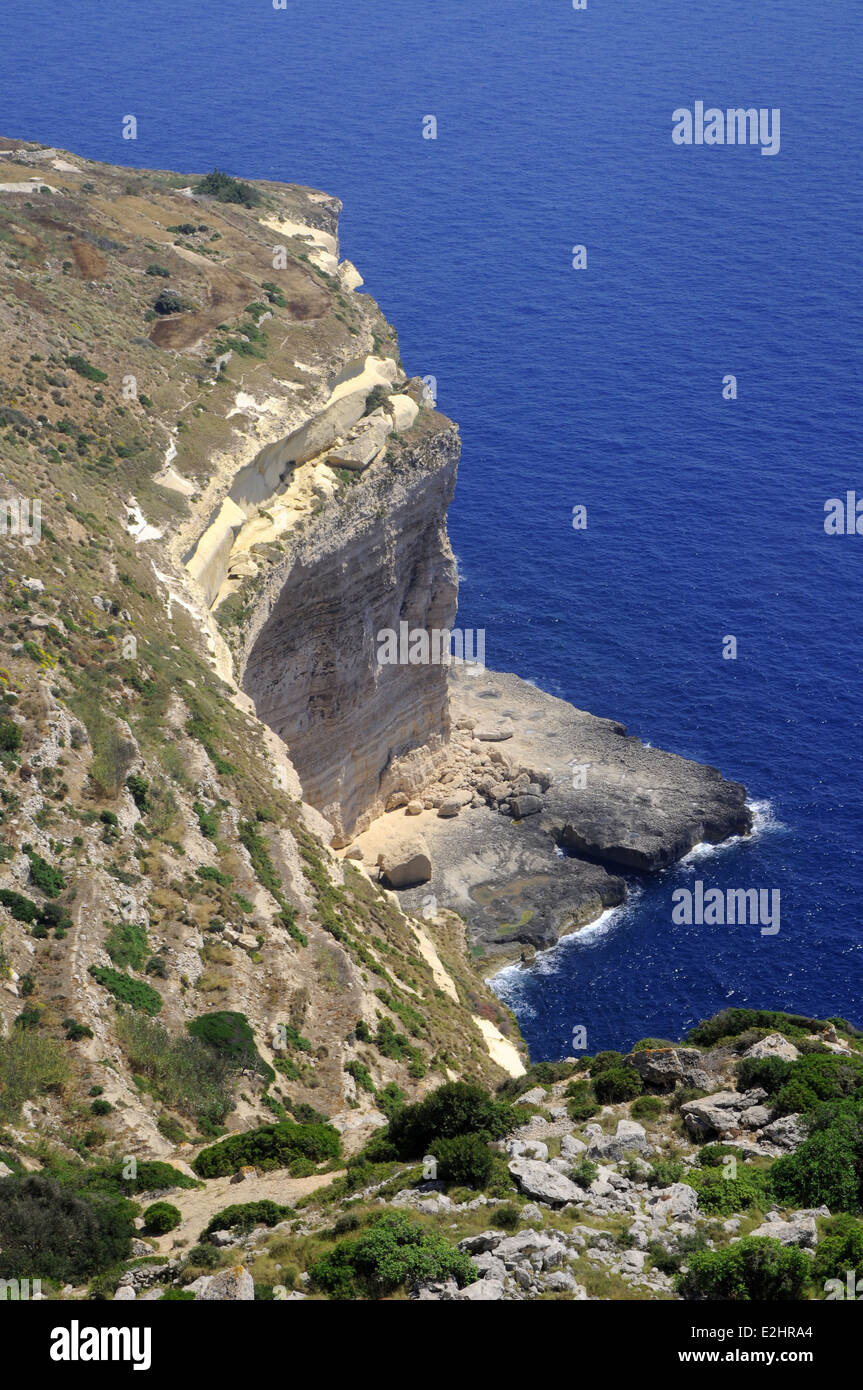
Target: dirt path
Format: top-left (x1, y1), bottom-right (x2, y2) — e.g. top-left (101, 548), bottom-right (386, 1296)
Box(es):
top-left (154, 1168), bottom-right (345, 1251)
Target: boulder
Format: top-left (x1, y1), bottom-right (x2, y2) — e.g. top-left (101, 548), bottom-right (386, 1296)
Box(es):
top-left (328, 412), bottom-right (391, 470)
top-left (230, 1165), bottom-right (257, 1184)
top-left (586, 1119), bottom-right (647, 1163)
top-left (759, 1113), bottom-right (807, 1151)
top-left (505, 1138), bottom-right (549, 1161)
top-left (197, 1264), bottom-right (255, 1301)
top-left (680, 1089), bottom-right (769, 1139)
top-left (509, 795), bottom-right (543, 819)
top-left (454, 1277), bottom-right (505, 1301)
top-left (474, 724), bottom-right (514, 742)
top-left (113, 1286), bottom-right (136, 1301)
top-left (743, 1032), bottom-right (800, 1061)
top-left (508, 1158), bottom-right (584, 1206)
top-left (387, 393), bottom-right (420, 431)
top-left (405, 801), bottom-right (423, 815)
top-left (750, 1215), bottom-right (817, 1248)
top-left (377, 835), bottom-right (432, 889)
top-left (648, 1183), bottom-right (698, 1222)
top-left (627, 1047), bottom-right (713, 1093)
top-left (560, 1134), bottom-right (587, 1161)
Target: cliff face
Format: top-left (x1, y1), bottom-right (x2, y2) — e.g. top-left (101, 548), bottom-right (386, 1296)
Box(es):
top-left (240, 422), bottom-right (459, 840)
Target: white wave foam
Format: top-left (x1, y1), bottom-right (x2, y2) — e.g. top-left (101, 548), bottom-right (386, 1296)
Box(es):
top-left (490, 889), bottom-right (643, 998)
top-left (679, 798), bottom-right (785, 871)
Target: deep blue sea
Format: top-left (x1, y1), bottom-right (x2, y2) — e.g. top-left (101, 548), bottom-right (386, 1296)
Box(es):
top-left (4, 0), bottom-right (861, 1056)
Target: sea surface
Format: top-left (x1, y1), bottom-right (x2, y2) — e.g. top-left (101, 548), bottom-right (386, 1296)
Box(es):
top-left (4, 0), bottom-right (861, 1056)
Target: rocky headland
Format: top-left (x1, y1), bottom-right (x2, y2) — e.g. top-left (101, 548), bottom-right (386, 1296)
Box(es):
top-left (0, 142), bottom-right (781, 1305)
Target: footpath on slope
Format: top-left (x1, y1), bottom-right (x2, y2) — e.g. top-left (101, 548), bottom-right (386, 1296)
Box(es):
top-left (152, 1168), bottom-right (346, 1252)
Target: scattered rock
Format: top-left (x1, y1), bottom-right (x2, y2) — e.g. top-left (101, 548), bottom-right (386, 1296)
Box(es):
top-left (197, 1264), bottom-right (255, 1301)
top-left (508, 1158), bottom-right (584, 1206)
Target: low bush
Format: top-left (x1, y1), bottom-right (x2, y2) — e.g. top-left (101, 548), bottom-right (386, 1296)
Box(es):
top-left (104, 921), bottom-right (149, 971)
top-left (683, 1164), bottom-right (772, 1217)
top-left (195, 169), bottom-right (261, 208)
top-left (88, 965), bottom-right (162, 1015)
top-left (593, 1067), bottom-right (643, 1104)
top-left (192, 1121), bottom-right (340, 1178)
top-left (187, 1010), bottom-right (274, 1083)
top-left (308, 1211), bottom-right (476, 1299)
top-left (433, 1134), bottom-right (495, 1189)
top-left (630, 1095), bottom-right (664, 1121)
top-left (377, 1082), bottom-right (520, 1161)
top-left (143, 1201), bottom-right (181, 1234)
top-left (811, 1214), bottom-right (863, 1288)
top-left (676, 1236), bottom-right (809, 1301)
top-left (202, 1200), bottom-right (292, 1236)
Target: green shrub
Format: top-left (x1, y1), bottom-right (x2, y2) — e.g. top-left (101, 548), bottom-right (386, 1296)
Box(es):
top-left (203, 1200), bottom-right (292, 1236)
top-left (146, 263), bottom-right (171, 277)
top-left (677, 1236), bottom-right (810, 1301)
top-left (65, 354), bottom-right (107, 383)
top-left (380, 1082), bottom-right (519, 1160)
top-left (64, 1019), bottom-right (93, 1041)
top-left (0, 1175), bottom-right (134, 1281)
top-left (0, 889), bottom-right (39, 923)
top-left (193, 801), bottom-right (219, 839)
top-left (24, 847), bottom-right (66, 900)
top-left (593, 1067), bottom-right (643, 1104)
top-left (697, 1143), bottom-right (740, 1168)
top-left (308, 1211), bottom-right (476, 1299)
top-left (687, 1009), bottom-right (822, 1048)
top-left (90, 1099), bottom-right (113, 1116)
top-left (773, 1055), bottom-right (863, 1117)
top-left (570, 1160), bottom-right (598, 1189)
top-left (645, 1157), bottom-right (686, 1187)
top-left (142, 1201), bottom-right (181, 1234)
top-left (811, 1214), bottom-right (863, 1287)
top-left (376, 1083), bottom-right (405, 1121)
top-left (0, 717), bottom-right (21, 753)
top-left (683, 1165), bottom-right (772, 1217)
top-left (567, 1097), bottom-right (600, 1123)
top-left (196, 865), bottom-right (231, 887)
top-left (492, 1203), bottom-right (522, 1231)
top-left (195, 169), bottom-right (261, 208)
top-left (104, 921), bottom-right (149, 971)
top-left (192, 1121), bottom-right (340, 1178)
top-left (187, 1010), bottom-right (273, 1083)
top-left (88, 965), bottom-right (162, 1015)
top-left (630, 1095), bottom-right (663, 1121)
top-left (588, 1051), bottom-right (625, 1075)
top-left (346, 1060), bottom-right (375, 1093)
top-left (185, 1243), bottom-right (221, 1270)
top-left (97, 1159), bottom-right (198, 1195)
top-left (433, 1134), bottom-right (495, 1189)
top-left (126, 773), bottom-right (149, 812)
top-left (770, 1118), bottom-right (860, 1211)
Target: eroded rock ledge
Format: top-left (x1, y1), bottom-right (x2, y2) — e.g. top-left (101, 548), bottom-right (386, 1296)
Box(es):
top-left (342, 667), bottom-right (752, 960)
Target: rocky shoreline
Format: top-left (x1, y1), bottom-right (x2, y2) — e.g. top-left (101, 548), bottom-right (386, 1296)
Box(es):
top-left (341, 665), bottom-right (752, 963)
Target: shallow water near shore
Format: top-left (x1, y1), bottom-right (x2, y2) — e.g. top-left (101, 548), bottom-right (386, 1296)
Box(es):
top-left (4, 0), bottom-right (861, 1056)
